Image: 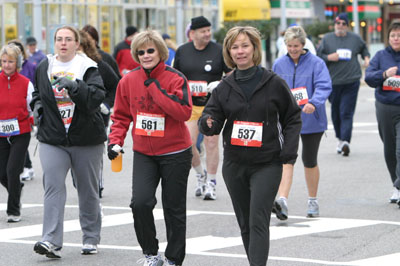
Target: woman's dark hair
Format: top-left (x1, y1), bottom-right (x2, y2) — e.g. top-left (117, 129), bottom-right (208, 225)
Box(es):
top-left (82, 24), bottom-right (100, 48)
top-left (388, 21), bottom-right (400, 39)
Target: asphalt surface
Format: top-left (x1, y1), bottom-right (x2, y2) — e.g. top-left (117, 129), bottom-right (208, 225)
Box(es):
top-left (1, 82), bottom-right (400, 266)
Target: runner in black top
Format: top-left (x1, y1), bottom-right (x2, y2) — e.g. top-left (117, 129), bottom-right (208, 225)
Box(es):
top-left (174, 16), bottom-right (231, 200)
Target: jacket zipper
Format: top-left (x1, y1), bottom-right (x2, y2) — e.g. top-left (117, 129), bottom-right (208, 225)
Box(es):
top-left (8, 76), bottom-right (11, 89)
top-left (292, 63), bottom-right (297, 88)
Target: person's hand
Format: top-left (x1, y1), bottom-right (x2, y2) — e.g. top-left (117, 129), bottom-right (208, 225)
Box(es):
top-left (385, 66), bottom-right (398, 78)
top-left (206, 116), bottom-right (214, 128)
top-left (33, 102), bottom-right (43, 125)
top-left (363, 57), bottom-right (370, 68)
top-left (100, 103), bottom-right (110, 115)
top-left (52, 76), bottom-right (78, 92)
top-left (144, 78), bottom-right (157, 87)
top-left (302, 103), bottom-right (315, 114)
top-left (327, 53), bottom-right (339, 62)
top-left (107, 144), bottom-right (124, 160)
top-left (207, 81), bottom-right (220, 93)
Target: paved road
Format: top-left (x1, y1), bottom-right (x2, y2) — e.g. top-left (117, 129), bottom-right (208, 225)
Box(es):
top-left (1, 83), bottom-right (399, 266)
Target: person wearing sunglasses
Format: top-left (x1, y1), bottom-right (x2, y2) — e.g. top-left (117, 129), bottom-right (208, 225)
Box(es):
top-left (108, 29), bottom-right (192, 266)
top-left (317, 12), bottom-right (370, 157)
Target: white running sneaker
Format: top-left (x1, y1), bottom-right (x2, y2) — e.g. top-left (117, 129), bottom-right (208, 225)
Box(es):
top-left (20, 167), bottom-right (34, 181)
top-left (389, 188), bottom-right (400, 203)
top-left (336, 140), bottom-right (343, 154)
top-left (81, 243), bottom-right (98, 254)
top-left (7, 215), bottom-right (21, 223)
top-left (137, 253), bottom-right (164, 266)
top-left (195, 170), bottom-right (207, 197)
top-left (307, 199), bottom-right (320, 218)
top-left (203, 181), bottom-right (216, 200)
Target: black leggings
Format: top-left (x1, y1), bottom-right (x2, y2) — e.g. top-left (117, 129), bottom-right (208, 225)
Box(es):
top-left (301, 132), bottom-right (324, 168)
top-left (0, 133), bottom-right (31, 216)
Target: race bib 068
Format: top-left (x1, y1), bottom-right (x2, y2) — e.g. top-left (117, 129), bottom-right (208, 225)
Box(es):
top-left (337, 49), bottom-right (352, 61)
top-left (291, 86), bottom-right (308, 105)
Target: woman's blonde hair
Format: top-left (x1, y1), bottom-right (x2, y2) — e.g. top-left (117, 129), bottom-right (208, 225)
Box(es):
top-left (0, 43), bottom-right (23, 70)
top-left (223, 26), bottom-right (262, 69)
top-left (284, 26), bottom-right (307, 46)
top-left (131, 29), bottom-right (169, 63)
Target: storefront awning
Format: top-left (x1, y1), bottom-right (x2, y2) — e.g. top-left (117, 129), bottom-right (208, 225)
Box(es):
top-left (223, 0), bottom-right (271, 21)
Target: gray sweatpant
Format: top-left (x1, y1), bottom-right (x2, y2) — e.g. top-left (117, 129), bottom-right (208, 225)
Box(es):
top-left (39, 142), bottom-right (103, 248)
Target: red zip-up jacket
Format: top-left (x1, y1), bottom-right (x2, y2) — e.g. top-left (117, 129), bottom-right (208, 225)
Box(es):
top-left (0, 71), bottom-right (31, 137)
top-left (109, 61), bottom-right (192, 155)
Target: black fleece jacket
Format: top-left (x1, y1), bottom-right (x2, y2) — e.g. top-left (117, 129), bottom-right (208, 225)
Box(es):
top-left (199, 67), bottom-right (302, 165)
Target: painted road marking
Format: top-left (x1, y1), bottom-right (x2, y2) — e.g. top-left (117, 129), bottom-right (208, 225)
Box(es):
top-left (1, 205), bottom-right (399, 265)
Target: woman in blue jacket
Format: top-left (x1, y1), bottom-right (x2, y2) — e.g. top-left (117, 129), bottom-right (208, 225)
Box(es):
top-left (365, 21), bottom-right (400, 206)
top-left (272, 26), bottom-right (332, 219)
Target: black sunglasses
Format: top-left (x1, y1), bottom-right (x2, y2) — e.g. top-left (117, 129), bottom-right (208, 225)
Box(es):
top-left (335, 21), bottom-right (347, 26)
top-left (137, 48), bottom-right (155, 56)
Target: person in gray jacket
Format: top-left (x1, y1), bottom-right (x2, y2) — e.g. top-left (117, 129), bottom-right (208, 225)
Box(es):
top-left (317, 13), bottom-right (370, 156)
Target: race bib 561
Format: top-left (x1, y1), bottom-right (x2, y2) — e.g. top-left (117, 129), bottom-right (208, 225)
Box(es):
top-left (135, 112), bottom-right (165, 137)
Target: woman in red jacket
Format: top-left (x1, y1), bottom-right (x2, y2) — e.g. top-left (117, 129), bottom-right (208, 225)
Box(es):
top-left (0, 43), bottom-right (34, 223)
top-left (108, 29), bottom-right (192, 266)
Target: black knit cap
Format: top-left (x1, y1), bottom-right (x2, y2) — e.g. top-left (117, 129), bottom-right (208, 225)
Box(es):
top-left (126, 26), bottom-right (138, 37)
top-left (190, 16), bottom-right (211, 30)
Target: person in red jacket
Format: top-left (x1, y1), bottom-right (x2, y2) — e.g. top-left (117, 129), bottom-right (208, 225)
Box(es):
top-left (113, 25), bottom-right (140, 76)
top-left (108, 29), bottom-right (192, 266)
top-left (0, 43), bottom-right (34, 223)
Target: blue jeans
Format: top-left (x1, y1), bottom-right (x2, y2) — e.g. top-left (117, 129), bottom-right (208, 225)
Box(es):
top-left (329, 81), bottom-right (360, 142)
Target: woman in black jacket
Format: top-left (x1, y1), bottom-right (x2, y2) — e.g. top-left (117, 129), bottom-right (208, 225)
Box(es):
top-left (198, 26), bottom-right (302, 266)
top-left (31, 26), bottom-right (106, 259)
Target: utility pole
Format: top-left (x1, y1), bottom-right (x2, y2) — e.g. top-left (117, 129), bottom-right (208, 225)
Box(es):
top-left (352, 0), bottom-right (359, 34)
top-left (176, 0), bottom-right (185, 45)
top-left (280, 0), bottom-right (287, 31)
top-left (18, 0), bottom-right (25, 42)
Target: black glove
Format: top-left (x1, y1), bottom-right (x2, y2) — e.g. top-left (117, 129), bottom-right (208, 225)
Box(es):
top-left (33, 102), bottom-right (43, 125)
top-left (107, 144), bottom-right (124, 160)
top-left (144, 78), bottom-right (162, 88)
top-left (52, 76), bottom-right (78, 92)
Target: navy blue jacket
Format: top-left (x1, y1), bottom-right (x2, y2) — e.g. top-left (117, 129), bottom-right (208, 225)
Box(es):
top-left (273, 51), bottom-right (332, 134)
top-left (365, 46), bottom-right (400, 105)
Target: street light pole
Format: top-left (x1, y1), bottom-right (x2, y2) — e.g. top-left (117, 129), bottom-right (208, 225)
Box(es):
top-left (281, 0), bottom-right (287, 31)
top-left (176, 0), bottom-right (184, 46)
top-left (18, 0), bottom-right (25, 42)
top-left (352, 0), bottom-right (359, 34)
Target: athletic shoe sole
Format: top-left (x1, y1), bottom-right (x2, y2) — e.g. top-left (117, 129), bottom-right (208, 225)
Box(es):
top-left (34, 242), bottom-right (61, 259)
top-left (81, 249), bottom-right (98, 255)
top-left (273, 201), bottom-right (288, 220)
top-left (307, 213), bottom-right (320, 218)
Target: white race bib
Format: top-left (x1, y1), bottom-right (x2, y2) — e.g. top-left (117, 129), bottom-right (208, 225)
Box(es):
top-left (231, 121), bottom-right (263, 147)
top-left (58, 102), bottom-right (75, 127)
top-left (383, 75), bottom-right (400, 92)
top-left (135, 112), bottom-right (165, 137)
top-left (291, 86), bottom-right (309, 105)
top-left (0, 118), bottom-right (20, 137)
top-left (337, 49), bottom-right (352, 61)
top-left (188, 80), bottom-right (207, 97)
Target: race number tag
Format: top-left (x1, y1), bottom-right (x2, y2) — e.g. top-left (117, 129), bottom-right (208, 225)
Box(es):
top-left (188, 80), bottom-right (208, 97)
top-left (58, 102), bottom-right (75, 127)
top-left (291, 87), bottom-right (309, 105)
top-left (135, 112), bottom-right (165, 137)
top-left (383, 75), bottom-right (400, 92)
top-left (231, 121), bottom-right (263, 147)
top-left (0, 118), bottom-right (20, 137)
top-left (337, 49), bottom-right (352, 61)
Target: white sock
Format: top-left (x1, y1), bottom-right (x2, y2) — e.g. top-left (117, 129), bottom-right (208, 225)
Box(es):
top-left (308, 197), bottom-right (317, 202)
top-left (208, 173), bottom-right (216, 184)
top-left (194, 165), bottom-right (204, 175)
